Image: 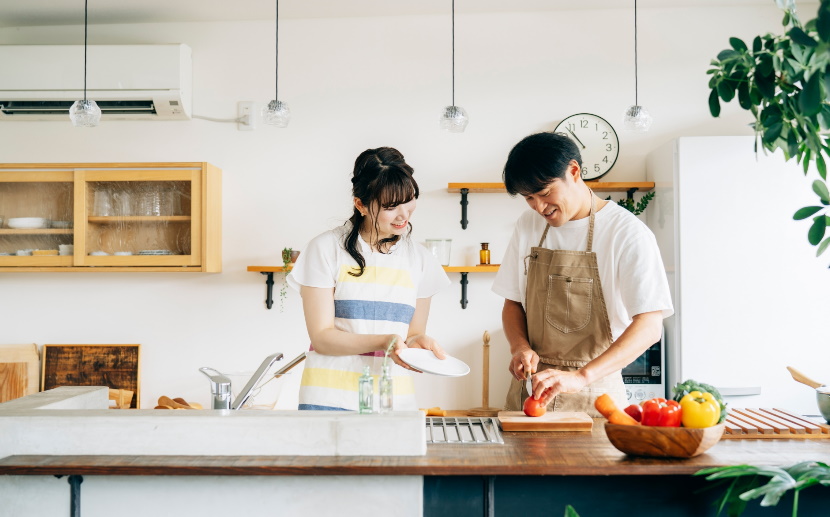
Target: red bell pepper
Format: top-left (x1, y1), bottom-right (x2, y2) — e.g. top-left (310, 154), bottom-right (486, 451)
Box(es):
top-left (641, 397), bottom-right (682, 427)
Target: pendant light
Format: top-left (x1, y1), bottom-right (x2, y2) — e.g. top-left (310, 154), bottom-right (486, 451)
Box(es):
top-left (622, 0), bottom-right (652, 132)
top-left (69, 0), bottom-right (101, 127)
top-left (439, 0), bottom-right (468, 133)
top-left (262, 0), bottom-right (290, 127)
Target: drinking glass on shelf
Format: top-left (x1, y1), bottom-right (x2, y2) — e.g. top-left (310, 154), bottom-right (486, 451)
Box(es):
top-left (92, 188), bottom-right (112, 216)
top-left (160, 188), bottom-right (181, 216)
top-left (425, 239), bottom-right (452, 266)
top-left (140, 188), bottom-right (162, 216)
top-left (113, 191), bottom-right (132, 216)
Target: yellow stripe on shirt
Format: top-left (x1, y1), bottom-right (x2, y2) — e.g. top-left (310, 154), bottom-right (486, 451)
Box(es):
top-left (337, 265), bottom-right (414, 288)
top-left (301, 367), bottom-right (415, 395)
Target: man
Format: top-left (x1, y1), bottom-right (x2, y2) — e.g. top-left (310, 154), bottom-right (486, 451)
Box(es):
top-left (492, 132), bottom-right (673, 416)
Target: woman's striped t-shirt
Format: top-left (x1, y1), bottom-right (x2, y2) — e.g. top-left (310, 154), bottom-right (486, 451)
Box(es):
top-left (287, 225), bottom-right (450, 411)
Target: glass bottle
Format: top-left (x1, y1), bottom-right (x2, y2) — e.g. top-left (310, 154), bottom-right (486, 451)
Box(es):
top-left (479, 242), bottom-right (491, 265)
top-left (358, 365), bottom-right (374, 414)
top-left (379, 364), bottom-right (393, 414)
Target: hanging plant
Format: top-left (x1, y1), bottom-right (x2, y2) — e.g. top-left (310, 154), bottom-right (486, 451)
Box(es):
top-left (707, 0), bottom-right (830, 261)
top-left (279, 247), bottom-right (292, 312)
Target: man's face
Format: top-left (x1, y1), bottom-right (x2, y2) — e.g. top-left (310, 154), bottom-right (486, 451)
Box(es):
top-left (523, 161), bottom-right (584, 227)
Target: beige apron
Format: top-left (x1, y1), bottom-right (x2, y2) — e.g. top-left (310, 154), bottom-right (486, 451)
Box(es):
top-left (505, 194), bottom-right (625, 417)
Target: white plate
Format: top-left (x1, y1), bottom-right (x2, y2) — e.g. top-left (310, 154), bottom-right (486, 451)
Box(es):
top-left (7, 217), bottom-right (48, 229)
top-left (398, 348), bottom-right (470, 377)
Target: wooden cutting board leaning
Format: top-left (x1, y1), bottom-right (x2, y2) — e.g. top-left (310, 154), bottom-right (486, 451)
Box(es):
top-left (498, 411), bottom-right (593, 432)
top-left (0, 344), bottom-right (40, 403)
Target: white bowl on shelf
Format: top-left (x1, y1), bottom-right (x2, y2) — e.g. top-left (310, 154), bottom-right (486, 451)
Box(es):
top-left (7, 218), bottom-right (48, 229)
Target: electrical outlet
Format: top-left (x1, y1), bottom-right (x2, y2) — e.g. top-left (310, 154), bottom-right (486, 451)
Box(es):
top-left (237, 101), bottom-right (257, 131)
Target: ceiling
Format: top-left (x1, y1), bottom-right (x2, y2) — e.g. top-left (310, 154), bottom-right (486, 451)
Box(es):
top-left (0, 0), bottom-right (798, 28)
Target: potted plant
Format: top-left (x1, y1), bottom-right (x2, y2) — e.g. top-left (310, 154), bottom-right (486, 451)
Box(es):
top-left (707, 0), bottom-right (830, 263)
top-left (279, 247), bottom-right (300, 312)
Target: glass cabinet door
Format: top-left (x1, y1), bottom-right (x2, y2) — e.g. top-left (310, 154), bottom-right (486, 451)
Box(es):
top-left (74, 169), bottom-right (202, 268)
top-left (0, 170), bottom-right (75, 267)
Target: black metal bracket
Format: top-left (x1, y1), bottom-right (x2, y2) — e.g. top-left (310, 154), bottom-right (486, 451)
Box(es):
top-left (260, 271), bottom-right (275, 310)
top-left (459, 272), bottom-right (469, 309)
top-left (54, 475), bottom-right (84, 517)
top-left (626, 187), bottom-right (639, 201)
top-left (460, 188), bottom-right (469, 229)
top-left (483, 476), bottom-right (495, 517)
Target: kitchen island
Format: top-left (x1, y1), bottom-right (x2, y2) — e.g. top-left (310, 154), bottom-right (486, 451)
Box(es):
top-left (2, 421), bottom-right (829, 516)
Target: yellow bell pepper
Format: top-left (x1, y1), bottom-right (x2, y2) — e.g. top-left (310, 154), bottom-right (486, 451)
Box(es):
top-left (679, 391), bottom-right (721, 428)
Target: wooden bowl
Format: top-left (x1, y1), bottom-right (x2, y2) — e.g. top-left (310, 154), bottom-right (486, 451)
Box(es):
top-left (605, 423), bottom-right (725, 458)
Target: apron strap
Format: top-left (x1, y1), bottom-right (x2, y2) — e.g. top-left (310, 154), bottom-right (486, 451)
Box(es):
top-left (587, 190), bottom-right (596, 253)
top-left (538, 224), bottom-right (551, 247)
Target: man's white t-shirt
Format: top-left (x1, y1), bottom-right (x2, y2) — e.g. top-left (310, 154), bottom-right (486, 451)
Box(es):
top-left (492, 202), bottom-right (673, 341)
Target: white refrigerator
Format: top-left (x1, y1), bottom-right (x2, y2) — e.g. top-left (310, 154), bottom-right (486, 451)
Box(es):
top-left (646, 136), bottom-right (829, 416)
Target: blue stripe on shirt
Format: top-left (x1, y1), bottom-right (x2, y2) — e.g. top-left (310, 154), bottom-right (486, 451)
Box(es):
top-left (334, 299), bottom-right (415, 324)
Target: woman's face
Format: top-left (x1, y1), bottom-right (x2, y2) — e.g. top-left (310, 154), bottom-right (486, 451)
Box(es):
top-left (361, 198), bottom-right (417, 240)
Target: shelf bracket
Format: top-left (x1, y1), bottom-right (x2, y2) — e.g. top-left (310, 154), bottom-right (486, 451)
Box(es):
top-left (626, 187), bottom-right (639, 201)
top-left (260, 271), bottom-right (275, 310)
top-left (459, 188), bottom-right (469, 230)
top-left (53, 475), bottom-right (83, 517)
top-left (459, 272), bottom-right (469, 309)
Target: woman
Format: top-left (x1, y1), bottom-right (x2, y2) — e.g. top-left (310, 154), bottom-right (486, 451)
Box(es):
top-left (287, 147), bottom-right (450, 411)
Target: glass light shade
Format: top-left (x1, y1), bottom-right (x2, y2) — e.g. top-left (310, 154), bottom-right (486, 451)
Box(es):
top-left (440, 105), bottom-right (469, 133)
top-left (69, 99), bottom-right (102, 127)
top-left (262, 100), bottom-right (291, 127)
top-left (622, 105), bottom-right (653, 132)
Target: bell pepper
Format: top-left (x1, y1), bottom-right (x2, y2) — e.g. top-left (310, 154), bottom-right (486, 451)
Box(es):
top-left (641, 397), bottom-right (682, 427)
top-left (679, 391), bottom-right (721, 428)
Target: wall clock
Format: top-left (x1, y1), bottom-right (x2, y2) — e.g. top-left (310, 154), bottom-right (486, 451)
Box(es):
top-left (554, 113), bottom-right (619, 180)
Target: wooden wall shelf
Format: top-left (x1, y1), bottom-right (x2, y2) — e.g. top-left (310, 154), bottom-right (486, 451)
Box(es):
top-left (447, 181), bottom-right (655, 229)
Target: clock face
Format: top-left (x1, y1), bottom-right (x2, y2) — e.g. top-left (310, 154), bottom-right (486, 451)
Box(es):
top-left (554, 113), bottom-right (619, 181)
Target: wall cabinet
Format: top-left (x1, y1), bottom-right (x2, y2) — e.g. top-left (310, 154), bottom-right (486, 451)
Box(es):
top-left (0, 163), bottom-right (221, 272)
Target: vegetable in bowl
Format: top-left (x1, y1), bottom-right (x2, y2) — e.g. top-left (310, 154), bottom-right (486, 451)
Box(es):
top-left (671, 379), bottom-right (728, 424)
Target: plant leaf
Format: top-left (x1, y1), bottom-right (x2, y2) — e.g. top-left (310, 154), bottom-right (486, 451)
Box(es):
top-left (753, 35), bottom-right (763, 52)
top-left (718, 49), bottom-right (741, 61)
top-left (799, 73), bottom-right (823, 116)
top-left (790, 26), bottom-right (819, 47)
top-left (818, 152), bottom-right (828, 180)
top-left (738, 81), bottom-right (752, 109)
top-left (814, 179), bottom-right (830, 203)
top-left (809, 216), bottom-right (827, 245)
top-left (794, 206), bottom-right (824, 220)
top-left (564, 505), bottom-right (580, 517)
top-left (819, 7), bottom-right (830, 42)
top-left (718, 81), bottom-right (737, 102)
top-left (819, 237), bottom-right (830, 256)
top-left (764, 122), bottom-right (783, 144)
top-left (730, 37), bottom-right (748, 52)
top-left (709, 88), bottom-right (722, 117)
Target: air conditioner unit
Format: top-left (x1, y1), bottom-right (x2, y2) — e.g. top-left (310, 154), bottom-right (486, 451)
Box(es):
top-left (0, 44), bottom-right (192, 121)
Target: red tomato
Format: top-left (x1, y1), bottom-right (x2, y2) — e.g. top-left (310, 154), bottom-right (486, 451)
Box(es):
top-left (624, 404), bottom-right (643, 422)
top-left (523, 396), bottom-right (547, 417)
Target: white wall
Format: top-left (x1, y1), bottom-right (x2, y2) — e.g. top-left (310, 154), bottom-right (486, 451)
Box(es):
top-left (0, 5), bottom-right (808, 410)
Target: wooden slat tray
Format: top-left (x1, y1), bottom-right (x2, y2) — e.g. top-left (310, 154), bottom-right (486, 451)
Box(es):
top-left (721, 408), bottom-right (830, 439)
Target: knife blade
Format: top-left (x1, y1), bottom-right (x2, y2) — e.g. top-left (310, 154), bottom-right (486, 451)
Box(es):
top-left (525, 373), bottom-right (533, 399)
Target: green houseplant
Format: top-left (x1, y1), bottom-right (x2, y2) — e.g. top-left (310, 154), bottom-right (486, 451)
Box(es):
top-left (707, 0), bottom-right (830, 262)
top-left (279, 247), bottom-right (293, 312)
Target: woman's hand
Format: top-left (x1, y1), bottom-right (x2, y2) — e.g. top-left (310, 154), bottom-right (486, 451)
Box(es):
top-left (384, 334), bottom-right (420, 371)
top-left (405, 334), bottom-right (446, 359)
top-left (509, 346), bottom-right (539, 382)
top-left (532, 369), bottom-right (588, 405)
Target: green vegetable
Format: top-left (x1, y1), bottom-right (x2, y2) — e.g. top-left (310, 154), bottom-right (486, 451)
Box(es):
top-left (671, 379), bottom-right (728, 424)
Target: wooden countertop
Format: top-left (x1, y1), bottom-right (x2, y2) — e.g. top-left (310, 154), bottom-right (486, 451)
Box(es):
top-left (2, 420), bottom-right (828, 477)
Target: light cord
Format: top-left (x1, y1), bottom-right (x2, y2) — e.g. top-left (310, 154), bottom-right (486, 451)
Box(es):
top-left (451, 0), bottom-right (455, 107)
top-left (275, 0), bottom-right (279, 102)
top-left (634, 0), bottom-right (639, 106)
top-left (84, 0), bottom-right (88, 102)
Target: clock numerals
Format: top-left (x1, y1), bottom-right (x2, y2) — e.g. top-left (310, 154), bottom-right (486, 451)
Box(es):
top-left (555, 113), bottom-right (619, 180)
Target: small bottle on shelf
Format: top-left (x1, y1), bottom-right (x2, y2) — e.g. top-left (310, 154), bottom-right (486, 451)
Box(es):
top-left (479, 243), bottom-right (491, 265)
top-left (358, 365), bottom-right (374, 414)
top-left (379, 364), bottom-right (393, 414)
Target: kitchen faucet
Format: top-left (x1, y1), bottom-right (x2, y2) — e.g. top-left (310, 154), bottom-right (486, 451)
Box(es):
top-left (199, 352), bottom-right (307, 410)
top-left (199, 352), bottom-right (283, 410)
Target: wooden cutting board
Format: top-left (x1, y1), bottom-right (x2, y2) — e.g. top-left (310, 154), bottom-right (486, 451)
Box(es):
top-left (721, 408), bottom-right (830, 439)
top-left (498, 411), bottom-right (593, 432)
top-left (0, 344), bottom-right (40, 403)
top-left (42, 344), bottom-right (140, 408)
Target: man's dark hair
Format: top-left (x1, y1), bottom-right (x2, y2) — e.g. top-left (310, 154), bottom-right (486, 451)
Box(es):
top-left (502, 132), bottom-right (582, 196)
